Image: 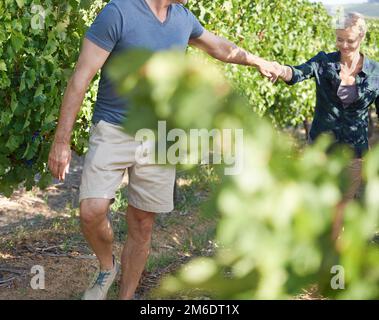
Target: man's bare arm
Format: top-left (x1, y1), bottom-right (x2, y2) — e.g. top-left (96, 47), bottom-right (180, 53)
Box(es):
top-left (48, 39), bottom-right (110, 180)
top-left (189, 30), bottom-right (282, 81)
top-left (54, 39), bottom-right (110, 143)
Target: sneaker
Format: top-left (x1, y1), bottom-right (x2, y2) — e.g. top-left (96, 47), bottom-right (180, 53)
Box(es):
top-left (82, 256), bottom-right (119, 300)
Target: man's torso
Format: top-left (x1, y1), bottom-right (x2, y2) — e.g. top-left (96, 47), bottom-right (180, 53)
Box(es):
top-left (86, 0), bottom-right (204, 125)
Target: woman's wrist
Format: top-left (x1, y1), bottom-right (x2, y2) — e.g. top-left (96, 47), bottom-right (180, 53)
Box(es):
top-left (279, 65), bottom-right (287, 78)
top-left (279, 65), bottom-right (292, 81)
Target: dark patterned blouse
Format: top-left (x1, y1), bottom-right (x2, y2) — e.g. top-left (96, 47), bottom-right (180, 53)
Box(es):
top-left (287, 51), bottom-right (379, 157)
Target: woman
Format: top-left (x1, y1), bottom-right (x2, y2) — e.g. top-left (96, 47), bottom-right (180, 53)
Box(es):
top-left (274, 13), bottom-right (379, 242)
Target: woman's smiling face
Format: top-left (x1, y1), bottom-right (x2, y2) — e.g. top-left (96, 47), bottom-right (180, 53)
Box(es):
top-left (336, 28), bottom-right (363, 58)
top-left (335, 13), bottom-right (367, 59)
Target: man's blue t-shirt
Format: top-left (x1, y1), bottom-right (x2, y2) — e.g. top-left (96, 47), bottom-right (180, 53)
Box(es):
top-left (85, 0), bottom-right (205, 125)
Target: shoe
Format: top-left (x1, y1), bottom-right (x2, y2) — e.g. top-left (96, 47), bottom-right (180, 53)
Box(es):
top-left (82, 255), bottom-right (119, 300)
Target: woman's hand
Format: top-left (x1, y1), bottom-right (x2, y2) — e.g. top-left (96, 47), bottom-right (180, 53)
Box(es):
top-left (274, 62), bottom-right (293, 82)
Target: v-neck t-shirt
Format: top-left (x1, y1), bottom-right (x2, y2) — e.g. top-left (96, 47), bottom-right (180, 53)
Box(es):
top-left (85, 0), bottom-right (204, 125)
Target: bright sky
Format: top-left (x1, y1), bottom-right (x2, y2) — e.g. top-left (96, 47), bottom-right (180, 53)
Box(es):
top-left (311, 0), bottom-right (367, 4)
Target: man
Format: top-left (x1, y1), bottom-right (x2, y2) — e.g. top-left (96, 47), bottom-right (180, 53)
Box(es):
top-left (48, 0), bottom-right (281, 300)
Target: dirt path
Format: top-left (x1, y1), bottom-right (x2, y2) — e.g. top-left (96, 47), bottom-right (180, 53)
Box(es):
top-left (0, 153), bottom-right (215, 300)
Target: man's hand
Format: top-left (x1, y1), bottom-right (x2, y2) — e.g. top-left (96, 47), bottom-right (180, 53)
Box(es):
top-left (48, 141), bottom-right (72, 181)
top-left (257, 60), bottom-right (283, 83)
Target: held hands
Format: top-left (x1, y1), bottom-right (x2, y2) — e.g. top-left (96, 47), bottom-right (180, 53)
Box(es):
top-left (48, 140), bottom-right (71, 181)
top-left (257, 60), bottom-right (285, 83)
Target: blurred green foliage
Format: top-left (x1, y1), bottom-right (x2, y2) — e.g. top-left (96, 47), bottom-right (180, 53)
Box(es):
top-left (108, 50), bottom-right (379, 299)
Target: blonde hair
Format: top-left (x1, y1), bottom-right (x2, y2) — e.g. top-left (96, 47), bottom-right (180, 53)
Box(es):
top-left (338, 12), bottom-right (367, 38)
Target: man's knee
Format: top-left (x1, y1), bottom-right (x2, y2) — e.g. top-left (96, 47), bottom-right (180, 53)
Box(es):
top-left (127, 206), bottom-right (155, 243)
top-left (80, 198), bottom-right (110, 225)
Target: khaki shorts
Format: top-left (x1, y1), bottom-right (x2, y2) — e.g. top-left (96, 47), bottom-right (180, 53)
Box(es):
top-left (79, 120), bottom-right (176, 213)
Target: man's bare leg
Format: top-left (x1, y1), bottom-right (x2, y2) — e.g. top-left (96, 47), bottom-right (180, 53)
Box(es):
top-left (119, 205), bottom-right (156, 300)
top-left (80, 198), bottom-right (114, 270)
